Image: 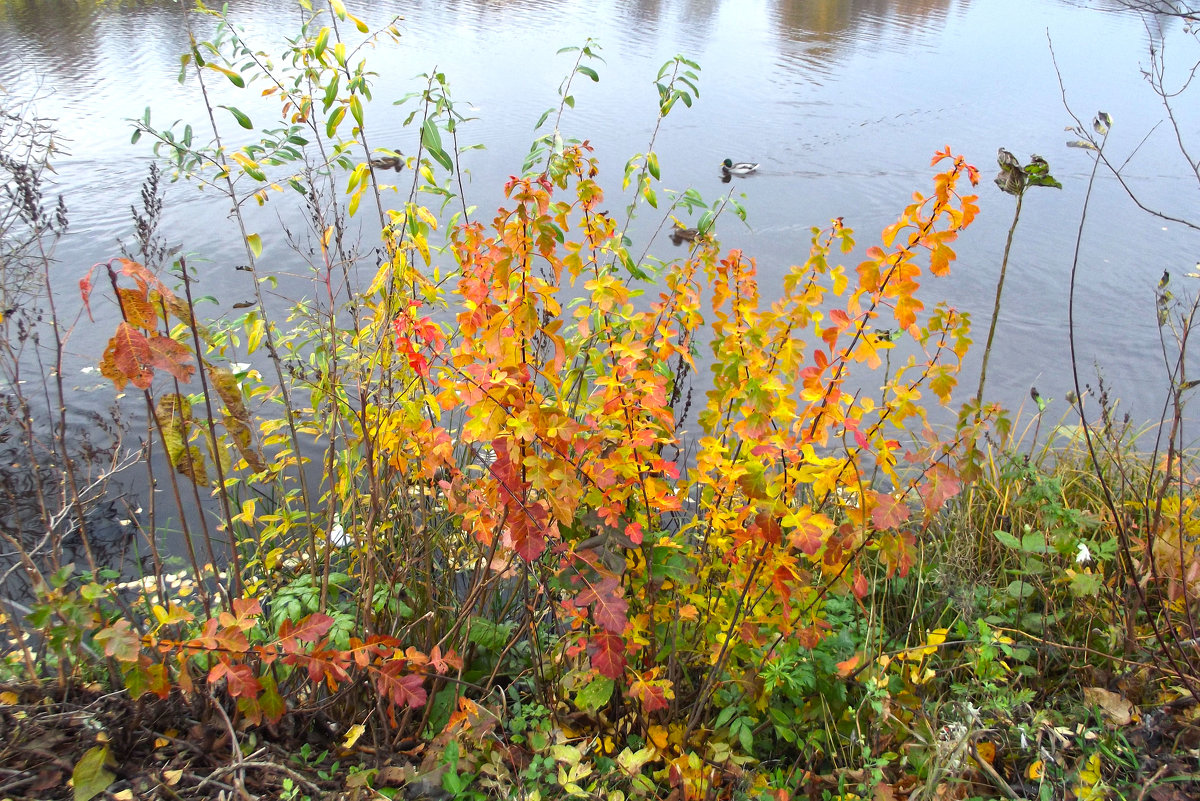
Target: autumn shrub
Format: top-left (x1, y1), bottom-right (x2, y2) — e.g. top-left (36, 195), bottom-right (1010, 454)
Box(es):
top-left (2, 3), bottom-right (1009, 799)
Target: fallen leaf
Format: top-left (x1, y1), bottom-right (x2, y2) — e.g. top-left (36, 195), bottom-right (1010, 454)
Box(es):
top-left (1083, 686), bottom-right (1137, 726)
top-left (72, 745), bottom-right (114, 801)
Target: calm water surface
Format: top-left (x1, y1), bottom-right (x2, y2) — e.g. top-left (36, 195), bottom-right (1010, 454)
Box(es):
top-left (2, 0), bottom-right (1197, 428)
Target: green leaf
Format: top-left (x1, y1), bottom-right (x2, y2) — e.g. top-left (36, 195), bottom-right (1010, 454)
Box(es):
top-left (575, 676), bottom-right (614, 713)
top-left (323, 74), bottom-right (340, 112)
top-left (422, 120), bottom-right (454, 173)
top-left (646, 151), bottom-right (660, 180)
top-left (247, 233), bottom-right (263, 259)
top-left (326, 105), bottom-right (346, 139)
top-left (1006, 580), bottom-right (1035, 600)
top-left (992, 530), bottom-right (1021, 551)
top-left (314, 26), bottom-right (330, 59)
top-left (577, 65), bottom-right (600, 82)
top-left (220, 105), bottom-right (253, 130)
top-left (350, 94), bottom-right (364, 128)
top-left (73, 745), bottom-right (114, 801)
top-left (208, 63), bottom-right (245, 88)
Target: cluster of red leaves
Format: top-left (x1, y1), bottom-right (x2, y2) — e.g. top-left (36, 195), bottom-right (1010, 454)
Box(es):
top-left (94, 599), bottom-right (460, 726)
top-left (80, 259), bottom-right (195, 391)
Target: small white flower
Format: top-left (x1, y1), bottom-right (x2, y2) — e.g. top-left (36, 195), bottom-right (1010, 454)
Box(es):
top-left (330, 515), bottom-right (350, 547)
top-left (1076, 542), bottom-right (1093, 566)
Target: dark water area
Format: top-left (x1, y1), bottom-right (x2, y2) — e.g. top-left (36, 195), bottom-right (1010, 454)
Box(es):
top-left (0, 0), bottom-right (1198, 578)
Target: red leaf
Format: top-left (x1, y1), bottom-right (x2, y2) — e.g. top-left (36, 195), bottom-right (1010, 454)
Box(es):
top-left (629, 677), bottom-right (671, 713)
top-left (145, 334), bottom-right (195, 383)
top-left (919, 463), bottom-right (962, 515)
top-left (870, 491), bottom-right (911, 532)
top-left (587, 631), bottom-right (626, 679)
top-left (574, 577), bottom-right (629, 634)
top-left (210, 660), bottom-right (261, 699)
top-left (107, 322), bottom-right (155, 390)
top-left (79, 266), bottom-right (97, 322)
top-left (279, 613), bottom-right (335, 648)
top-left (376, 662), bottom-right (427, 709)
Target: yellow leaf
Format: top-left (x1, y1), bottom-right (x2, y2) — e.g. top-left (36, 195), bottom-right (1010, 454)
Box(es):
top-left (1027, 759), bottom-right (1043, 780)
top-left (247, 232), bottom-right (263, 259)
top-left (341, 723), bottom-right (366, 751)
top-left (163, 769), bottom-right (183, 786)
top-left (0, 691), bottom-right (18, 704)
top-left (648, 724), bottom-right (669, 750)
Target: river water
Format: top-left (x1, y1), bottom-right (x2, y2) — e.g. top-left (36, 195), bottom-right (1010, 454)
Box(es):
top-left (2, 0), bottom-right (1198, 430)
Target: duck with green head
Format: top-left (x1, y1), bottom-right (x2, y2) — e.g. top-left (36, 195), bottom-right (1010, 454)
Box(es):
top-left (721, 158), bottom-right (759, 176)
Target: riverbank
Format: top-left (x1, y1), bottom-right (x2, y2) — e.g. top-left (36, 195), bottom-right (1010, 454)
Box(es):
top-left (4, 3), bottom-right (1200, 799)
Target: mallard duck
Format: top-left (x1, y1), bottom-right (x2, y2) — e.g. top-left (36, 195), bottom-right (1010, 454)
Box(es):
top-left (721, 158), bottom-right (759, 176)
top-left (670, 222), bottom-right (700, 243)
top-left (368, 152), bottom-right (404, 172)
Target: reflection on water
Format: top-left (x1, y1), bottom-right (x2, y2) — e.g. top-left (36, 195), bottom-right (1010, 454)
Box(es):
top-left (0, 0), bottom-right (1195, 430)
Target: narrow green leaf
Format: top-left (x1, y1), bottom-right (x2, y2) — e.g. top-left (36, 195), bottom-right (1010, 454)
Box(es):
top-left (314, 26), bottom-right (330, 59)
top-left (577, 65), bottom-right (600, 82)
top-left (220, 105), bottom-right (253, 130)
top-left (326, 106), bottom-right (346, 139)
top-left (208, 63), bottom-right (245, 88)
top-left (323, 75), bottom-right (340, 112)
top-left (350, 94), bottom-right (364, 128)
top-left (646, 152), bottom-right (661, 181)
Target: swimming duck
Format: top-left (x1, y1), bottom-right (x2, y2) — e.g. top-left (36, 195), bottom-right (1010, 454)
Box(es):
top-left (670, 222), bottom-right (700, 243)
top-left (721, 158), bottom-right (759, 176)
top-left (368, 152), bottom-right (405, 172)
